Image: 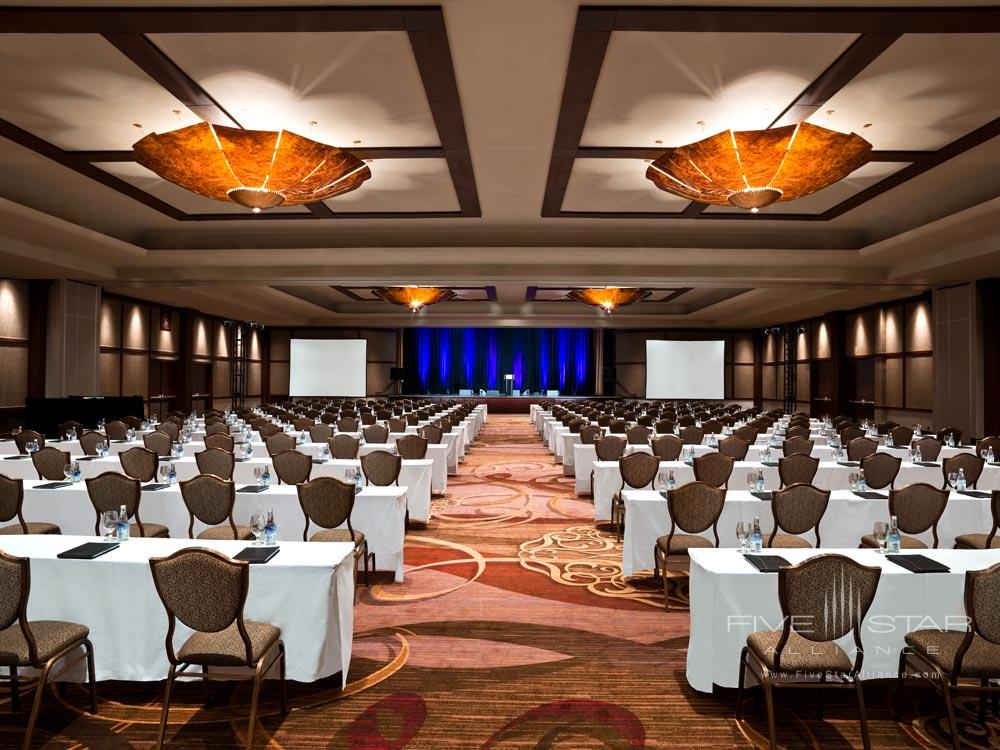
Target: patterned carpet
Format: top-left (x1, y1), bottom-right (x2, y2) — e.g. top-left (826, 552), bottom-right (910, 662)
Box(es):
top-left (3, 415), bottom-right (996, 748)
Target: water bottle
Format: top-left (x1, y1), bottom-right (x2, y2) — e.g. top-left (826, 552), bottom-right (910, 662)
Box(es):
top-left (261, 465), bottom-right (271, 489)
top-left (750, 516), bottom-right (763, 553)
top-left (755, 469), bottom-right (765, 493)
top-left (116, 503), bottom-right (130, 541)
top-left (263, 508), bottom-right (277, 545)
top-left (666, 469), bottom-right (676, 490)
top-left (353, 469), bottom-right (364, 494)
top-left (321, 444), bottom-right (330, 461)
top-left (887, 515), bottom-right (901, 553)
top-left (858, 469), bottom-right (867, 493)
top-left (297, 431), bottom-right (306, 445)
top-left (913, 446), bottom-right (922, 464)
top-left (957, 468), bottom-right (967, 492)
top-left (886, 433), bottom-right (894, 448)
top-left (168, 462), bottom-right (177, 485)
top-left (71, 461), bottom-right (82, 483)
top-left (762, 445), bottom-right (771, 463)
top-left (948, 432), bottom-right (956, 448)
top-left (989, 447), bottom-right (996, 464)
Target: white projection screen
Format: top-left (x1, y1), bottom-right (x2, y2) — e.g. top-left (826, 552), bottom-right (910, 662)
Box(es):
top-left (289, 339), bottom-right (367, 397)
top-left (645, 340), bottom-right (725, 399)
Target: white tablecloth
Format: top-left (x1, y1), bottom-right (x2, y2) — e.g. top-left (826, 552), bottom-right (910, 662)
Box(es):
top-left (0, 534), bottom-right (355, 684)
top-left (11, 452), bottom-right (433, 527)
top-left (591, 459), bottom-right (1000, 522)
top-left (19, 480), bottom-right (408, 581)
top-left (621, 489), bottom-right (993, 576)
top-left (687, 547), bottom-right (1000, 692)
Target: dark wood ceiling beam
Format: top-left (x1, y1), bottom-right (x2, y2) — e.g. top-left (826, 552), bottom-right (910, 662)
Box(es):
top-left (542, 9), bottom-right (615, 217)
top-left (101, 33), bottom-right (240, 127)
top-left (183, 210), bottom-right (466, 222)
top-left (770, 33), bottom-right (902, 128)
top-left (574, 146), bottom-right (926, 163)
top-left (271, 286), bottom-right (339, 313)
top-left (0, 8), bottom-right (407, 33)
top-left (404, 8), bottom-right (480, 217)
top-left (305, 202), bottom-right (336, 219)
top-left (609, 7), bottom-right (1000, 34)
top-left (680, 201), bottom-right (708, 217)
top-left (0, 117), bottom-right (186, 220)
top-left (821, 115), bottom-right (1000, 220)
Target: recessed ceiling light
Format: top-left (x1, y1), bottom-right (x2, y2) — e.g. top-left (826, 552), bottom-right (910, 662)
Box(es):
top-left (308, 120), bottom-right (318, 126)
top-left (132, 123), bottom-right (142, 128)
top-left (353, 139), bottom-right (362, 144)
top-left (654, 139), bottom-right (663, 144)
top-left (863, 123), bottom-right (873, 128)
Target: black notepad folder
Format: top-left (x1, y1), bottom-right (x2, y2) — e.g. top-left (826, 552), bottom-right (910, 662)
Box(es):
top-left (885, 554), bottom-right (950, 573)
top-left (234, 546), bottom-right (279, 564)
top-left (959, 490), bottom-right (992, 498)
top-left (750, 491), bottom-right (773, 501)
top-left (4, 454), bottom-right (30, 460)
top-left (142, 483), bottom-right (171, 491)
top-left (237, 485), bottom-right (269, 493)
top-left (743, 554), bottom-right (790, 573)
top-left (760, 461), bottom-right (779, 467)
top-left (57, 542), bottom-right (120, 560)
top-left (36, 482), bottom-right (73, 489)
top-left (853, 491), bottom-right (888, 499)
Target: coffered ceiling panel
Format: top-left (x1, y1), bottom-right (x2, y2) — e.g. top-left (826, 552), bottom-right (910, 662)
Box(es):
top-left (97, 161), bottom-right (311, 215)
top-left (704, 161), bottom-right (911, 215)
top-left (0, 33), bottom-right (201, 150)
top-left (582, 31), bottom-right (857, 148)
top-left (149, 31), bottom-right (440, 148)
top-left (563, 158), bottom-right (688, 213)
top-left (322, 158), bottom-right (459, 212)
top-left (811, 33), bottom-right (1000, 150)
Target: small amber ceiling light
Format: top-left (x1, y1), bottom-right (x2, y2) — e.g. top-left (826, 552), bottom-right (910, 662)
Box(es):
top-left (373, 286), bottom-right (456, 313)
top-left (645, 122), bottom-right (871, 211)
top-left (567, 287), bottom-right (650, 314)
top-left (133, 122), bottom-right (371, 211)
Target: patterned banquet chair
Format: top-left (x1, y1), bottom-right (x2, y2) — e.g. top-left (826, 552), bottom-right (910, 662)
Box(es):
top-left (85, 471), bottom-right (169, 537)
top-left (718, 436), bottom-right (749, 460)
top-left (0, 551), bottom-right (98, 749)
top-left (204, 432), bottom-right (235, 452)
top-left (653, 481), bottom-right (726, 610)
top-left (846, 436), bottom-right (879, 461)
top-left (778, 454), bottom-right (819, 487)
top-left (860, 452), bottom-right (901, 489)
top-left (692, 452), bottom-right (734, 488)
top-left (360, 450), bottom-right (402, 487)
top-left (736, 554), bottom-right (881, 750)
top-left (14, 430), bottom-right (44, 455)
top-left (781, 436), bottom-right (813, 456)
top-left (195, 448), bottom-right (235, 480)
top-left (362, 424), bottom-right (389, 444)
top-left (896, 560), bottom-right (1000, 750)
top-left (767, 483), bottom-right (830, 548)
top-left (297, 476), bottom-right (374, 585)
top-left (859, 483), bottom-right (948, 549)
top-left (79, 431), bottom-right (108, 456)
top-left (148, 548), bottom-right (286, 749)
top-left (119, 447), bottom-right (158, 482)
top-left (0, 474), bottom-right (61, 535)
top-left (178, 474), bottom-right (253, 540)
top-left (942, 453), bottom-right (985, 490)
top-left (651, 435), bottom-right (682, 461)
top-left (611, 452), bottom-right (660, 541)
top-left (954, 490), bottom-right (1000, 549)
top-left (395, 435), bottom-right (428, 460)
top-left (31, 446), bottom-right (70, 481)
top-left (143, 430), bottom-right (173, 457)
top-left (328, 434), bottom-right (361, 460)
top-left (265, 433), bottom-right (296, 457)
top-left (272, 450), bottom-right (312, 485)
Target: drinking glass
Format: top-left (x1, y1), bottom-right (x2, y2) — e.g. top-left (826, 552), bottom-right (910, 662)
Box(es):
top-left (947, 471), bottom-right (959, 489)
top-left (849, 472), bottom-right (860, 491)
top-left (872, 521), bottom-right (889, 554)
top-left (63, 464), bottom-right (73, 482)
top-left (982, 449), bottom-right (990, 461)
top-left (736, 521), bottom-right (750, 553)
top-left (254, 467), bottom-right (265, 487)
top-left (250, 513), bottom-right (265, 546)
top-left (102, 510), bottom-right (119, 540)
top-left (746, 471), bottom-right (757, 491)
top-left (655, 470), bottom-right (667, 492)
top-left (158, 465), bottom-right (169, 485)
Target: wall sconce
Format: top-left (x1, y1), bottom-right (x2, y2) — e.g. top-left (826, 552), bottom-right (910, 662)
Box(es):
top-left (160, 312), bottom-right (171, 332)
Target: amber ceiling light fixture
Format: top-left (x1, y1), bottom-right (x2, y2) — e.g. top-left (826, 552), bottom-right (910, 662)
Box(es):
top-left (373, 286), bottom-right (457, 313)
top-left (133, 122), bottom-right (371, 212)
top-left (567, 288), bottom-right (650, 314)
top-left (645, 122), bottom-right (871, 212)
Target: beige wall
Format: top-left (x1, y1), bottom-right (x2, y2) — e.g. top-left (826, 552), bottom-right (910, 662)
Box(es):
top-left (0, 279), bottom-right (29, 409)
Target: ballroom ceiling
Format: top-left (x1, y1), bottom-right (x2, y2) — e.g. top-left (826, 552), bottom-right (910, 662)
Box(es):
top-left (0, 1), bottom-right (998, 328)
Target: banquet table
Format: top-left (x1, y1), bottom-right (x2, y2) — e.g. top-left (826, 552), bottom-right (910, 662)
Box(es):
top-left (3, 452), bottom-right (434, 526)
top-left (19, 480), bottom-right (408, 581)
top-left (621, 488), bottom-right (993, 576)
top-left (687, 547), bottom-right (1000, 692)
top-left (590, 458), bottom-right (1000, 522)
top-left (0, 534), bottom-right (355, 684)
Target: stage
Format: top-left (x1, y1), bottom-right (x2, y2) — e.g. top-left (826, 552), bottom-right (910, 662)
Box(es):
top-left (393, 395), bottom-right (604, 414)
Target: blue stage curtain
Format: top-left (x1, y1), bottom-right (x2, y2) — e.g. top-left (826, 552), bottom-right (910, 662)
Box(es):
top-left (402, 328), bottom-right (594, 395)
